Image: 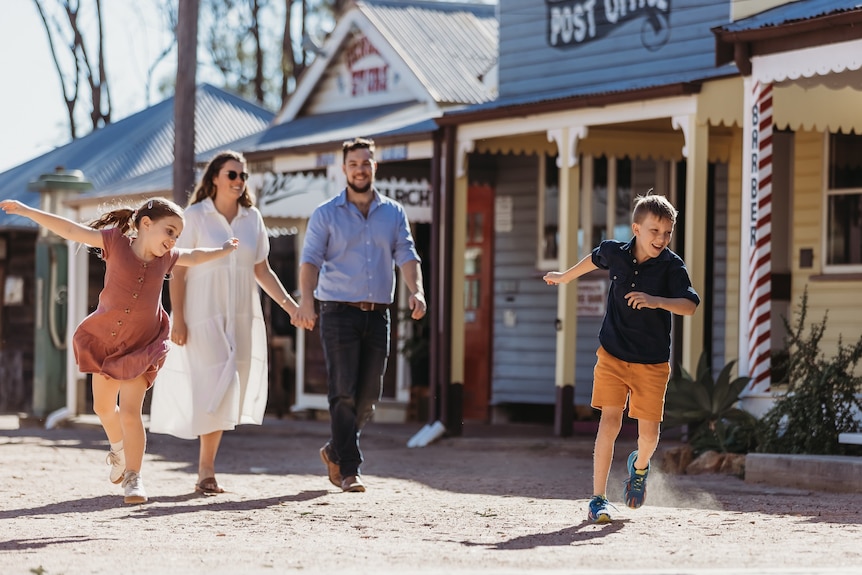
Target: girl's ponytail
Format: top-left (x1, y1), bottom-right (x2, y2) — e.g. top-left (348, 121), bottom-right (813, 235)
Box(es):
top-left (88, 208), bottom-right (136, 234)
top-left (87, 198), bottom-right (184, 234)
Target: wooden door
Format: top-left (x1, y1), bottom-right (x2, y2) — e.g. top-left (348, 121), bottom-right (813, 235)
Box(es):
top-left (463, 185), bottom-right (494, 422)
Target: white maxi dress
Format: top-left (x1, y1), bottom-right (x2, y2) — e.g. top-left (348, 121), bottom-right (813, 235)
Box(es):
top-left (150, 198), bottom-right (270, 440)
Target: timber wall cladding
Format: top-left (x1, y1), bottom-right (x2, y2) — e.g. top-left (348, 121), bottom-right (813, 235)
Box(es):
top-left (0, 350), bottom-right (26, 412)
top-left (498, 0), bottom-right (729, 99)
top-left (0, 232), bottom-right (37, 413)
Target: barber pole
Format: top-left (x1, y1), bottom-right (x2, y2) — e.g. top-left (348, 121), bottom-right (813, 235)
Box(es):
top-left (740, 82), bottom-right (773, 394)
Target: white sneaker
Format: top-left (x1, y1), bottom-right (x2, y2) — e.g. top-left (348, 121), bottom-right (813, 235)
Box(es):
top-left (106, 449), bottom-right (125, 484)
top-left (122, 470), bottom-right (147, 504)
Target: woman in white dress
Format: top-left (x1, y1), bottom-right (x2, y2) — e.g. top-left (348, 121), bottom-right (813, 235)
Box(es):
top-left (150, 150), bottom-right (299, 494)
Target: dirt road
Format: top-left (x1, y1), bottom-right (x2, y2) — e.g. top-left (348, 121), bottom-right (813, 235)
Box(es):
top-left (1, 416), bottom-right (860, 575)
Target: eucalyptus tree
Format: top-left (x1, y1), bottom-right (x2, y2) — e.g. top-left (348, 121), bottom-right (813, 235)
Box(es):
top-left (197, 0), bottom-right (345, 111)
top-left (32, 0), bottom-right (111, 140)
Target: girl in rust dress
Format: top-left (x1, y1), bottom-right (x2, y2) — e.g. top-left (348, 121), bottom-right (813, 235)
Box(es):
top-left (0, 198), bottom-right (238, 504)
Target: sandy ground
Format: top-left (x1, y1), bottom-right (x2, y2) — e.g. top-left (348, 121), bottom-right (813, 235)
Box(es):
top-left (1, 415), bottom-right (861, 575)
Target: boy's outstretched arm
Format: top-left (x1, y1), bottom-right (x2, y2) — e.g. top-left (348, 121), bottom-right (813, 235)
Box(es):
top-left (543, 254), bottom-right (598, 285)
top-left (175, 238), bottom-right (239, 267)
top-left (0, 200), bottom-right (104, 248)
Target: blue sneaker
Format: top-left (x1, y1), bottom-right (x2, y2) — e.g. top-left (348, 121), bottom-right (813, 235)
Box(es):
top-left (587, 495), bottom-right (612, 524)
top-left (624, 450), bottom-right (650, 509)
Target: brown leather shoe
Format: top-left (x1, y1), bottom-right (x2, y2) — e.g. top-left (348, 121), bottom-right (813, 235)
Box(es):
top-left (341, 475), bottom-right (365, 493)
top-left (319, 444), bottom-right (342, 488)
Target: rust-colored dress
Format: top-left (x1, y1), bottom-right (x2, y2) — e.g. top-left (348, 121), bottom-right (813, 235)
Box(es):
top-left (73, 227), bottom-right (180, 387)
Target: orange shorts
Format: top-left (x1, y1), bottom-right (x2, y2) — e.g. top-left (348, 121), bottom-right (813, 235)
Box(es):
top-left (591, 345), bottom-right (671, 421)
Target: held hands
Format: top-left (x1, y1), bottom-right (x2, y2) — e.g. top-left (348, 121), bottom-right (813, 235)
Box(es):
top-left (292, 300), bottom-right (318, 331)
top-left (223, 237), bottom-right (239, 252)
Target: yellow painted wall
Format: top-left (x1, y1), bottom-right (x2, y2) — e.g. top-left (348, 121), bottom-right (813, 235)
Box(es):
top-left (791, 131), bottom-right (862, 359)
top-left (731, 0), bottom-right (793, 21)
top-left (724, 128), bottom-right (743, 362)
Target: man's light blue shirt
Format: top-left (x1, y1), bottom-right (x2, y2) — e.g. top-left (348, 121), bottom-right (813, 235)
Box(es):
top-left (301, 188), bottom-right (420, 304)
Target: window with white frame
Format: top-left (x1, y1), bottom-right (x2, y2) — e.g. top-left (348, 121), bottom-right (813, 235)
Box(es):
top-left (825, 132), bottom-right (862, 272)
top-left (537, 153), bottom-right (673, 269)
top-left (586, 155), bottom-right (672, 248)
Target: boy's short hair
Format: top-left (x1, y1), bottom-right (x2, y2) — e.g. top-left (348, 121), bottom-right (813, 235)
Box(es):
top-left (632, 191), bottom-right (678, 224)
top-left (342, 137), bottom-right (375, 163)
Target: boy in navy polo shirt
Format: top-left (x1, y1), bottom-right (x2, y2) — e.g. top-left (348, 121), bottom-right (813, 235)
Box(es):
top-left (543, 193), bottom-right (699, 523)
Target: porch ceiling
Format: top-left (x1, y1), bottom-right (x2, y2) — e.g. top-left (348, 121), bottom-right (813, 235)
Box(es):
top-left (473, 119), bottom-right (737, 164)
top-left (752, 38), bottom-right (862, 134)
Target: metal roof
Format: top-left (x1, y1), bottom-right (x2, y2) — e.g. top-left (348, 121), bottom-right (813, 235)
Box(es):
top-left (716, 0), bottom-right (862, 34)
top-left (248, 1), bottom-right (495, 156)
top-left (440, 65), bottom-right (735, 120)
top-left (247, 102), bottom-right (439, 155)
top-left (72, 131), bottom-right (272, 202)
top-left (357, 0), bottom-right (498, 105)
top-left (0, 84), bottom-right (273, 229)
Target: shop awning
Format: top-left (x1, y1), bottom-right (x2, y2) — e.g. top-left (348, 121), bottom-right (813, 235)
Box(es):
top-left (255, 171), bottom-right (432, 223)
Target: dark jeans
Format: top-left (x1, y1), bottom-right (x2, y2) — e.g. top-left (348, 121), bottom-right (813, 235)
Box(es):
top-left (318, 302), bottom-right (390, 477)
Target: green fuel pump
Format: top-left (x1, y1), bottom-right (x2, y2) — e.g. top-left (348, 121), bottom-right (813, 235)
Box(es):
top-left (32, 240), bottom-right (68, 416)
top-left (27, 170), bottom-right (93, 418)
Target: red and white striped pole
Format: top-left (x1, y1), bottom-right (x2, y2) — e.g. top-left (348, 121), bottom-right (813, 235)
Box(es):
top-left (742, 82), bottom-right (773, 394)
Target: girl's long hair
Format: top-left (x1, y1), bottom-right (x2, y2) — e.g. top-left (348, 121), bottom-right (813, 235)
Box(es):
top-left (188, 150), bottom-right (254, 208)
top-left (88, 198), bottom-right (185, 235)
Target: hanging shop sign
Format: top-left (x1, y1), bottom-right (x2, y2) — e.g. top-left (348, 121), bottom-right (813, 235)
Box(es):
top-left (255, 171), bottom-right (432, 223)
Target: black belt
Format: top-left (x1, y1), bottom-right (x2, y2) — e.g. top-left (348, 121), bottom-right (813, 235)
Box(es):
top-left (337, 301), bottom-right (388, 312)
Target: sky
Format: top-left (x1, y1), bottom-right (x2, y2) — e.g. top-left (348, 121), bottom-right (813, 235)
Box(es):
top-left (0, 1), bottom-right (175, 174)
top-left (0, 1), bottom-right (490, 176)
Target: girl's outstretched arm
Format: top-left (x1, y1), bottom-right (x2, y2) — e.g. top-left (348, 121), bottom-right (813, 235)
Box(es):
top-left (0, 200), bottom-right (104, 248)
top-left (175, 238), bottom-right (239, 267)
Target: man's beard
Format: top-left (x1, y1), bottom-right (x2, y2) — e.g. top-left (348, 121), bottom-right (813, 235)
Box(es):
top-left (348, 179), bottom-right (372, 194)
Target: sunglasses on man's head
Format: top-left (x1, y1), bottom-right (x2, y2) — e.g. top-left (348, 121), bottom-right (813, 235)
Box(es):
top-left (225, 170), bottom-right (249, 182)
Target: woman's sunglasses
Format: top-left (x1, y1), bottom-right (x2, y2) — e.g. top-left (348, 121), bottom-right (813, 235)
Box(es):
top-left (225, 170), bottom-right (249, 182)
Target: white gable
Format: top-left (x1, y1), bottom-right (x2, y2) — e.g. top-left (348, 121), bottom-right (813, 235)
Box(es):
top-left (275, 9), bottom-right (434, 123)
top-left (305, 26), bottom-right (423, 115)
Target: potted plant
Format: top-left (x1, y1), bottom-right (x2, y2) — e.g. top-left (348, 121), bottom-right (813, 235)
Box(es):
top-left (663, 352), bottom-right (759, 456)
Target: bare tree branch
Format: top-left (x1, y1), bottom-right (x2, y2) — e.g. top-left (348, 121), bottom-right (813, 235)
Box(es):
top-left (94, 0), bottom-right (111, 125)
top-left (139, 0), bottom-right (179, 102)
top-left (33, 0), bottom-right (79, 139)
top-left (249, 0), bottom-right (265, 103)
top-left (280, 0), bottom-right (296, 106)
top-left (33, 0), bottom-right (113, 139)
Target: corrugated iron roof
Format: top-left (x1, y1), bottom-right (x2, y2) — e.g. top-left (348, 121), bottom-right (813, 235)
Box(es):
top-left (441, 65), bottom-right (734, 120)
top-left (73, 130), bottom-right (272, 202)
top-left (0, 84), bottom-right (273, 229)
top-left (716, 0), bottom-right (862, 33)
top-left (247, 101), bottom-right (439, 154)
top-left (92, 104), bottom-right (441, 198)
top-left (358, 0), bottom-right (498, 105)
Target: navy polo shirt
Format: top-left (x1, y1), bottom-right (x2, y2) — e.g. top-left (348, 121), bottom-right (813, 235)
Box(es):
top-left (591, 238), bottom-right (700, 364)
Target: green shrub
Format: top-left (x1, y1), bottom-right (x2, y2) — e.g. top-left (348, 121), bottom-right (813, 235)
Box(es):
top-left (758, 289), bottom-right (862, 455)
top-left (663, 352), bottom-right (759, 456)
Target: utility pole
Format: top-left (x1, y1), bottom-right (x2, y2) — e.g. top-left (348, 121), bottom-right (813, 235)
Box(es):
top-left (173, 0), bottom-right (200, 206)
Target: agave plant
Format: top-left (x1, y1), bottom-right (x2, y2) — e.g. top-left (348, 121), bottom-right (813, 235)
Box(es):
top-left (663, 352), bottom-right (759, 455)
